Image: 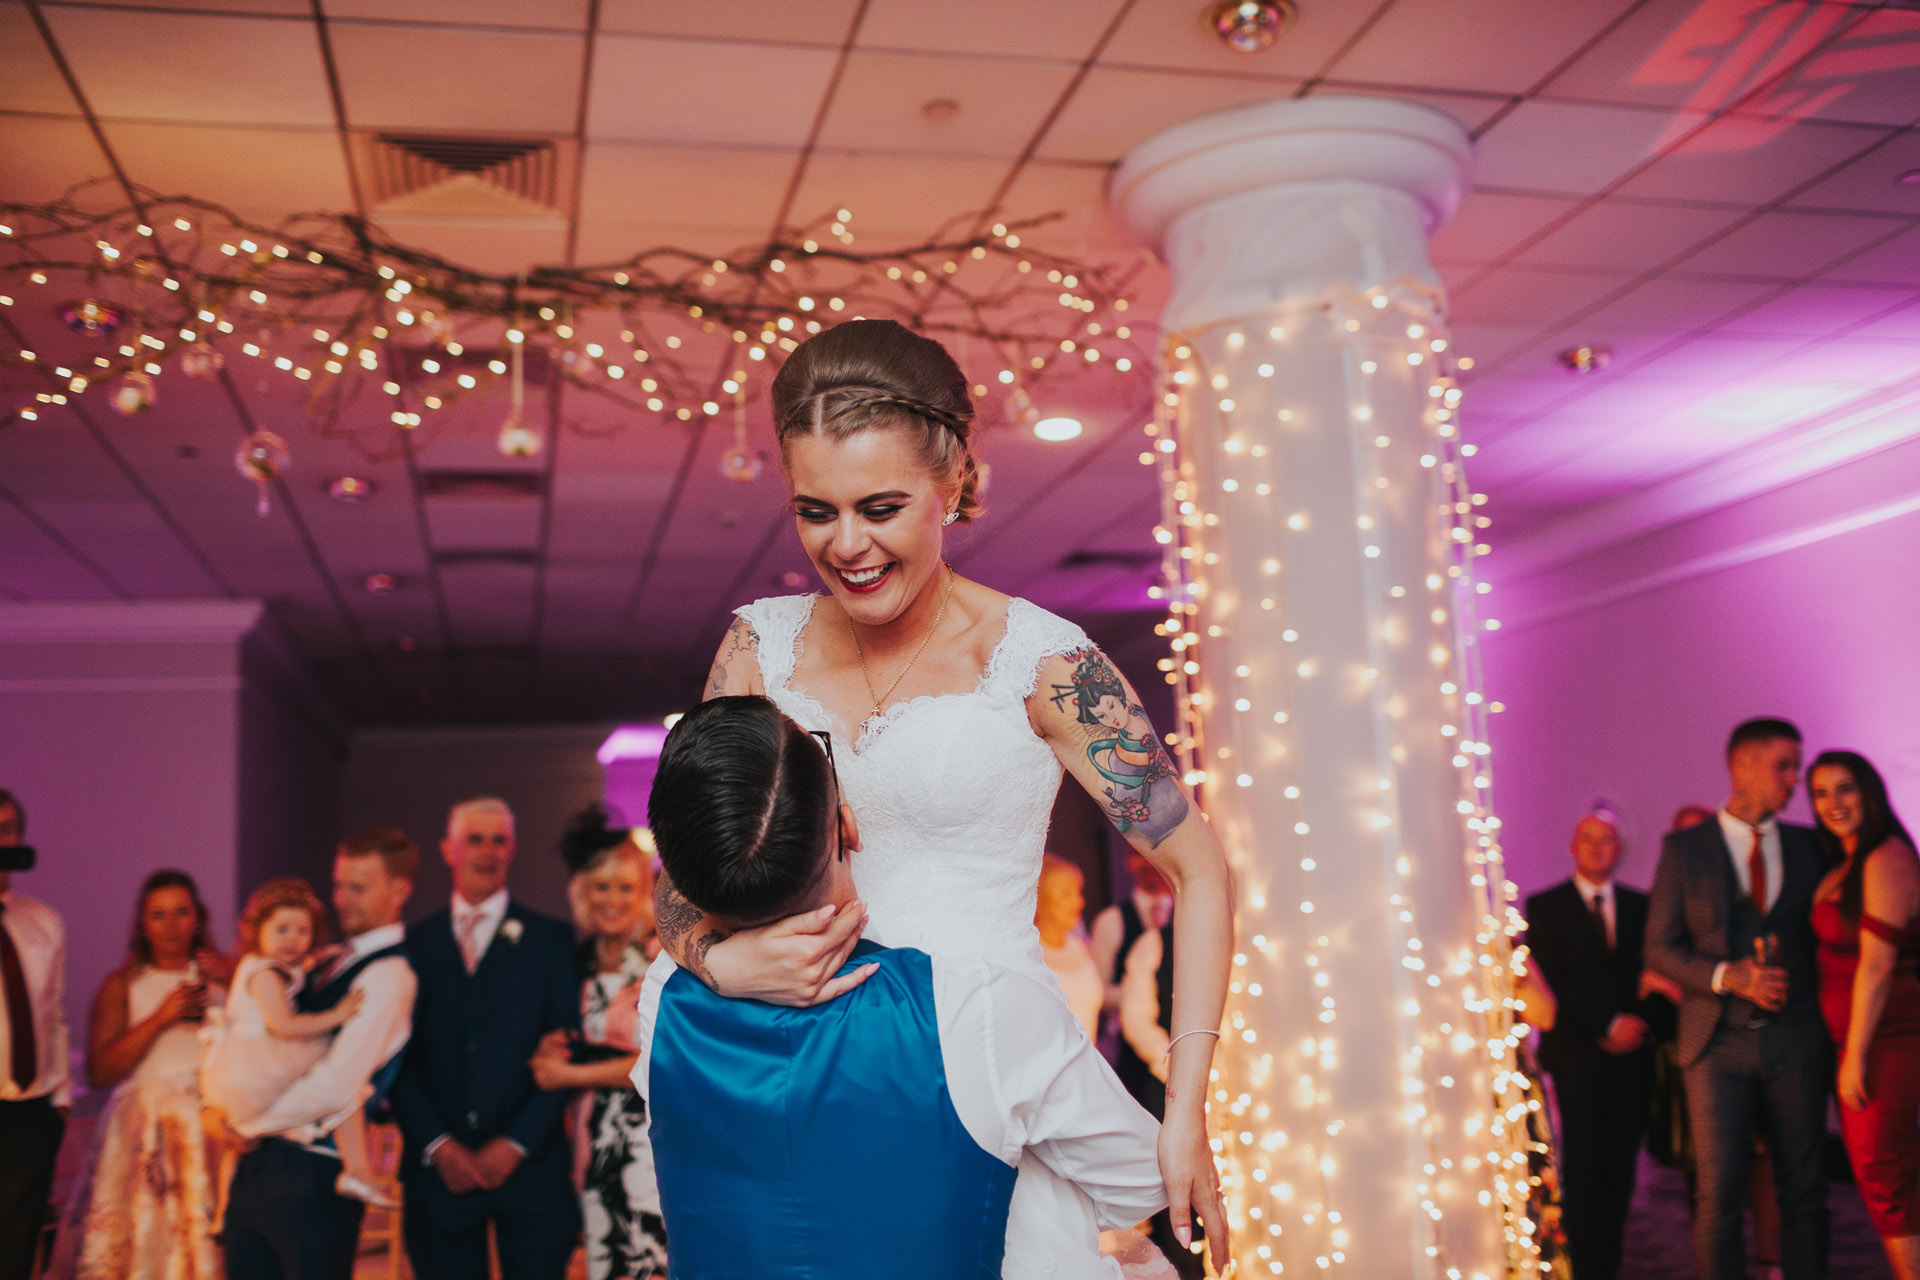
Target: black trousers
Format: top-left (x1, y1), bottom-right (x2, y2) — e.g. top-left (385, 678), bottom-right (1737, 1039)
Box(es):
top-left (1683, 1020), bottom-right (1831, 1280)
top-left (402, 1157), bottom-right (578, 1280)
top-left (222, 1138), bottom-right (367, 1280)
top-left (1550, 1054), bottom-right (1652, 1280)
top-left (0, 1096), bottom-right (64, 1280)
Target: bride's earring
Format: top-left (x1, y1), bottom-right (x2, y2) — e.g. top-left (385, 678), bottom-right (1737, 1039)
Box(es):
top-left (942, 511), bottom-right (959, 526)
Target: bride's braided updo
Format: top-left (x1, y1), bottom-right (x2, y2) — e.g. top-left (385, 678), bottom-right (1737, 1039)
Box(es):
top-left (770, 319), bottom-right (985, 522)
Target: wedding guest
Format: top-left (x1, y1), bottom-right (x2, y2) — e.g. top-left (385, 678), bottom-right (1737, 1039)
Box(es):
top-left (52, 871), bottom-right (229, 1280)
top-left (1808, 750), bottom-right (1920, 1280)
top-left (0, 790), bottom-right (69, 1280)
top-left (391, 797), bottom-right (580, 1280)
top-left (1037, 855), bottom-right (1102, 1041)
top-left (530, 805), bottom-right (667, 1280)
top-left (1525, 811), bottom-right (1670, 1280)
top-left (1647, 717), bottom-right (1830, 1280)
top-left (1091, 852), bottom-right (1176, 1094)
top-left (216, 828), bottom-right (418, 1280)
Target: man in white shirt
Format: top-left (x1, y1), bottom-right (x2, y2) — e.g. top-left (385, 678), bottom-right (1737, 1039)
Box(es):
top-left (0, 789), bottom-right (69, 1280)
top-left (1647, 717), bottom-right (1830, 1280)
top-left (636, 696), bottom-right (1168, 1280)
top-left (212, 827), bottom-right (419, 1280)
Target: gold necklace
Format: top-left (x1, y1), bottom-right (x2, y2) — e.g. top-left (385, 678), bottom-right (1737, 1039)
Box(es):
top-left (848, 565), bottom-right (955, 722)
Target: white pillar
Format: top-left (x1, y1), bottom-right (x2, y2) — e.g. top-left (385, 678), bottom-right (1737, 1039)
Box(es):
top-left (1116, 100), bottom-right (1536, 1280)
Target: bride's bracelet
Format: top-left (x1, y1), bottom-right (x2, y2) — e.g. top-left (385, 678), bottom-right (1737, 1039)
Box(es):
top-left (1162, 1027), bottom-right (1222, 1063)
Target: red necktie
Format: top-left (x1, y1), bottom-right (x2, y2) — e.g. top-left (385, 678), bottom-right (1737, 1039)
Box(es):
top-left (1590, 893), bottom-right (1611, 950)
top-left (0, 903), bottom-right (38, 1090)
top-left (1748, 825), bottom-right (1768, 913)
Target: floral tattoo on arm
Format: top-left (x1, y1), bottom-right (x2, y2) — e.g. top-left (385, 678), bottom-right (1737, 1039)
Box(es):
top-left (1050, 647), bottom-right (1189, 846)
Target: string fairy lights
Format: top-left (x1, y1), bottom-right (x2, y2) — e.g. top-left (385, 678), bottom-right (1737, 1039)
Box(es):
top-left (1149, 278), bottom-right (1547, 1279)
top-left (0, 180), bottom-right (1148, 476)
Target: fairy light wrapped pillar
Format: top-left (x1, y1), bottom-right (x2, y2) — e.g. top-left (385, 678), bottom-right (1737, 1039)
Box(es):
top-left (1116, 99), bottom-right (1542, 1279)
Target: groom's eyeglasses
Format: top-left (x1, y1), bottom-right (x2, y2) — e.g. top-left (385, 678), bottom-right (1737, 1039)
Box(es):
top-left (808, 729), bottom-right (846, 863)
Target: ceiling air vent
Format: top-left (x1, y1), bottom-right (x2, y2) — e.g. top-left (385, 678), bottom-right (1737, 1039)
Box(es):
top-left (355, 132), bottom-right (576, 224)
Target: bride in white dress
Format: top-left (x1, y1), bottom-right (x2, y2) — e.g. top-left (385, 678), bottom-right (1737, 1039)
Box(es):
top-left (655, 319), bottom-right (1232, 1277)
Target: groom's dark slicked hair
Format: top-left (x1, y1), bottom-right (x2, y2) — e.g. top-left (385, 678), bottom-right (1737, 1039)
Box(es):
top-left (648, 695), bottom-right (835, 924)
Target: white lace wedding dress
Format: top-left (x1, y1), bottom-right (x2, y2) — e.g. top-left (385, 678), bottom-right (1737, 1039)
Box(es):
top-left (739, 593), bottom-right (1143, 1280)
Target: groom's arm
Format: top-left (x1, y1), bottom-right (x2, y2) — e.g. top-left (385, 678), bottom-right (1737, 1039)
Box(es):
top-left (500, 919), bottom-right (582, 1155)
top-left (236, 958), bottom-right (416, 1140)
top-left (937, 958), bottom-right (1166, 1230)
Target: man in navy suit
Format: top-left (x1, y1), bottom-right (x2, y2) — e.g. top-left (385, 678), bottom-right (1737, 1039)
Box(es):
top-left (1526, 810), bottom-right (1674, 1280)
top-left (391, 797), bottom-right (580, 1279)
top-left (1647, 718), bottom-right (1831, 1280)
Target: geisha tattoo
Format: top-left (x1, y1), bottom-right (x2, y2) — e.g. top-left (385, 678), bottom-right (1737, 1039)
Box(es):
top-left (1050, 648), bottom-right (1189, 846)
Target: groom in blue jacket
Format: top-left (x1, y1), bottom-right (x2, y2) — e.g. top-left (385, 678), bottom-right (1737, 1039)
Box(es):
top-left (636, 696), bottom-right (1167, 1280)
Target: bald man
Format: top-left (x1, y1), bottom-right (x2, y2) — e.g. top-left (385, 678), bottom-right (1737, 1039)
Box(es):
top-left (1526, 812), bottom-right (1672, 1280)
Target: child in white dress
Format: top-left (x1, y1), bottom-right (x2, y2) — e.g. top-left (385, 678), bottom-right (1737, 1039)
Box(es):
top-left (201, 877), bottom-right (391, 1207)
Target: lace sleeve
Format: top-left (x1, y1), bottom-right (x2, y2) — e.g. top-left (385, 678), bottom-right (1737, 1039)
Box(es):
top-left (732, 594), bottom-right (816, 693)
top-left (984, 598), bottom-right (1095, 703)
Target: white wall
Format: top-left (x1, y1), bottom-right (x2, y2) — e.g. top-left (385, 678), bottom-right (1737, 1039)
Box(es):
top-left (1484, 430), bottom-right (1920, 898)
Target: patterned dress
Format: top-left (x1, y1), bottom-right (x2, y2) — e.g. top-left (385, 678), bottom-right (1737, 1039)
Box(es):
top-left (49, 965), bottom-right (224, 1280)
top-left (576, 941), bottom-right (668, 1280)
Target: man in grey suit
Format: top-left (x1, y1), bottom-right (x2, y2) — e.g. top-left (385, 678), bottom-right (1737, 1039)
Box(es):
top-left (1647, 717), bottom-right (1831, 1280)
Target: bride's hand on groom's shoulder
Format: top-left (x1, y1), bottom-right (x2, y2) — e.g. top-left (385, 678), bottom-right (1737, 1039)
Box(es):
top-left (1158, 1109), bottom-right (1230, 1273)
top-left (706, 901), bottom-right (877, 1007)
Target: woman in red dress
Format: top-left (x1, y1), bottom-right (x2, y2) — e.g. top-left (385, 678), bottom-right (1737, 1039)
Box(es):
top-left (1810, 749), bottom-right (1920, 1280)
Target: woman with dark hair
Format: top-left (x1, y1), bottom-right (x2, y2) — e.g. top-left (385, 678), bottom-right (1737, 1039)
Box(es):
top-left (50, 871), bottom-right (231, 1280)
top-left (654, 319), bottom-right (1232, 1276)
top-left (531, 805), bottom-right (667, 1280)
top-left (1809, 749), bottom-right (1920, 1279)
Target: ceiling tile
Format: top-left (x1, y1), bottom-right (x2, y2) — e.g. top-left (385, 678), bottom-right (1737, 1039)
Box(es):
top-left (1508, 197), bottom-right (1747, 273)
top-left (1676, 208), bottom-right (1909, 280)
top-left (0, 117), bottom-right (112, 202)
top-left (1611, 113), bottom-right (1892, 204)
top-left (1328, 0), bottom-right (1642, 96)
top-left (1474, 100), bottom-right (1706, 196)
top-left (1303, 84), bottom-right (1514, 136)
top-left (1097, 0), bottom-right (1382, 81)
top-left (1821, 223), bottom-right (1920, 287)
top-left (1574, 274), bottom-right (1779, 336)
top-left (41, 8), bottom-right (334, 127)
top-left (1711, 282), bottom-right (1915, 338)
top-left (104, 122), bottom-right (352, 218)
top-left (786, 152), bottom-right (1007, 240)
top-left (860, 0), bottom-right (1122, 61)
top-left (323, 0), bottom-right (588, 29)
top-left (1542, 0), bottom-right (1887, 114)
top-left (597, 0), bottom-right (857, 43)
top-left (51, 0), bottom-right (305, 11)
top-left (1785, 127), bottom-right (1920, 216)
top-left (1428, 191), bottom-right (1582, 268)
top-left (1765, 7), bottom-right (1920, 127)
top-left (0, 3), bottom-right (78, 115)
top-left (576, 142), bottom-right (793, 246)
top-left (1035, 66), bottom-right (1304, 164)
top-left (816, 51), bottom-right (1080, 157)
top-left (996, 161), bottom-right (1129, 252)
top-left (588, 35), bottom-right (842, 147)
top-left (331, 25), bottom-right (586, 134)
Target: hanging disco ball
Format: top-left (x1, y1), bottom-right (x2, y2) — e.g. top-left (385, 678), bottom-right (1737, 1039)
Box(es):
top-left (1206, 0), bottom-right (1295, 52)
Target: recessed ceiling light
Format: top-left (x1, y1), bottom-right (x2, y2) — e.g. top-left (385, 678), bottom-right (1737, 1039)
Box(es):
top-left (395, 635), bottom-right (417, 652)
top-left (1034, 416), bottom-right (1084, 442)
top-left (1206, 0), bottom-right (1295, 52)
top-left (328, 475), bottom-right (374, 503)
top-left (1557, 344), bottom-right (1612, 374)
top-left (364, 572), bottom-right (398, 595)
top-left (922, 98), bottom-right (960, 122)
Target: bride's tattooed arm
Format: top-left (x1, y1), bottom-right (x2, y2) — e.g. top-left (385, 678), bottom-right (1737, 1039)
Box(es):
top-left (654, 874), bottom-right (729, 990)
top-left (1036, 646), bottom-right (1188, 846)
top-left (704, 616), bottom-right (762, 699)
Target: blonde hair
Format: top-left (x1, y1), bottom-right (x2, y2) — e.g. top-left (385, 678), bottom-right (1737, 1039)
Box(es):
top-left (238, 877), bottom-right (329, 957)
top-left (770, 319), bottom-right (985, 522)
top-left (567, 834), bottom-right (658, 941)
